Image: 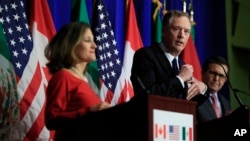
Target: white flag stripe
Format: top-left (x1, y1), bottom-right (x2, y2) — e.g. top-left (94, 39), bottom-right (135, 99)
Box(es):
top-left (17, 44), bottom-right (38, 101)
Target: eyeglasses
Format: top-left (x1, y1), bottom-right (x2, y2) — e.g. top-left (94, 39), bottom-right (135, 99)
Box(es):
top-left (208, 71), bottom-right (227, 80)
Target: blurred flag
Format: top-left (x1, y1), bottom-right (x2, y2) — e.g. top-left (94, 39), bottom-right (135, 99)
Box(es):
top-left (181, 1), bottom-right (202, 80)
top-left (77, 0), bottom-right (90, 23)
top-left (154, 123), bottom-right (167, 139)
top-left (152, 0), bottom-right (163, 43)
top-left (182, 126), bottom-right (193, 141)
top-left (92, 0), bottom-right (129, 105)
top-left (71, 0), bottom-right (90, 23)
top-left (0, 0), bottom-right (55, 140)
top-left (181, 24), bottom-right (202, 81)
top-left (72, 0), bottom-right (100, 95)
top-left (123, 0), bottom-right (143, 101)
top-left (105, 0), bottom-right (126, 63)
top-left (28, 0), bottom-right (56, 140)
top-left (0, 22), bottom-right (19, 141)
top-left (169, 125), bottom-right (180, 140)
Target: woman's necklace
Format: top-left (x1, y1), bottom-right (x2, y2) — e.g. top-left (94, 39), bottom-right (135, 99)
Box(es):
top-left (71, 67), bottom-right (88, 82)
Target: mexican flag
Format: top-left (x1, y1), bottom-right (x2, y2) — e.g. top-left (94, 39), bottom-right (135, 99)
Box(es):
top-left (0, 23), bottom-right (19, 141)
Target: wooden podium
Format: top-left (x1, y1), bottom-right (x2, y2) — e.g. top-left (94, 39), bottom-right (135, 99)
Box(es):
top-left (79, 94), bottom-right (197, 141)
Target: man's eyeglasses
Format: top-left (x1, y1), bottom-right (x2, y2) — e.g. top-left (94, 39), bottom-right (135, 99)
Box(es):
top-left (208, 71), bottom-right (227, 80)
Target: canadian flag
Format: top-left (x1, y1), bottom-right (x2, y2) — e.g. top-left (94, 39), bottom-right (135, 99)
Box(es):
top-left (154, 123), bottom-right (167, 139)
top-left (122, 0), bottom-right (143, 101)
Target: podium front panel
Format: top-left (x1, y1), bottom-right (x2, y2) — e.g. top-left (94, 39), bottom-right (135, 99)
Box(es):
top-left (147, 95), bottom-right (197, 141)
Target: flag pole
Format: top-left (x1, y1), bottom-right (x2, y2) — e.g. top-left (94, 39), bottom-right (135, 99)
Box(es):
top-left (152, 0), bottom-right (162, 22)
top-left (188, 0), bottom-right (196, 25)
top-left (182, 0), bottom-right (187, 13)
top-left (163, 0), bottom-right (166, 10)
top-left (162, 0), bottom-right (167, 15)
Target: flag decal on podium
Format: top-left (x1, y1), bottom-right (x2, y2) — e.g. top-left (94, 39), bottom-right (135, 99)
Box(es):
top-left (182, 126), bottom-right (193, 141)
top-left (153, 109), bottom-right (193, 141)
top-left (154, 123), bottom-right (167, 139)
top-left (169, 125), bottom-right (180, 140)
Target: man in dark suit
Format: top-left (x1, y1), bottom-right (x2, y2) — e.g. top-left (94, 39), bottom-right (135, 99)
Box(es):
top-left (130, 10), bottom-right (207, 101)
top-left (196, 56), bottom-right (231, 123)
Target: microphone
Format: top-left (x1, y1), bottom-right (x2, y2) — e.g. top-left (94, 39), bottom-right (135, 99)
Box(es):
top-left (133, 74), bottom-right (150, 94)
top-left (232, 88), bottom-right (250, 96)
top-left (209, 59), bottom-right (245, 106)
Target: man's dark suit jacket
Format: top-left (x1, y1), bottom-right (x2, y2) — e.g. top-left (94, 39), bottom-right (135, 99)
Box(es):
top-left (130, 44), bottom-right (187, 98)
top-left (196, 92), bottom-right (231, 124)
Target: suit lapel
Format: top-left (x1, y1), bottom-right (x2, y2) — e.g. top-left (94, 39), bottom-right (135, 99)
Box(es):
top-left (152, 45), bottom-right (186, 74)
top-left (152, 45), bottom-right (172, 74)
top-left (204, 98), bottom-right (218, 118)
top-left (217, 94), bottom-right (229, 116)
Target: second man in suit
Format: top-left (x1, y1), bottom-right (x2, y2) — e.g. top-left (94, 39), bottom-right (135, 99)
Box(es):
top-left (196, 56), bottom-right (231, 123)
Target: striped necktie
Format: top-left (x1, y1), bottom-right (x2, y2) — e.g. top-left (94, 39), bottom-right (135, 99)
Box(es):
top-left (211, 94), bottom-right (221, 118)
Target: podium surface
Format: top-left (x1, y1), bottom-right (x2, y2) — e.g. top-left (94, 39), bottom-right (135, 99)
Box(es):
top-left (80, 94), bottom-right (197, 141)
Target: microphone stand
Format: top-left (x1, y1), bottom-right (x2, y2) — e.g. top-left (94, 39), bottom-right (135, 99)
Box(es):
top-left (215, 62), bottom-right (249, 126)
top-left (233, 88), bottom-right (250, 96)
top-left (135, 75), bottom-right (150, 95)
top-left (214, 61), bottom-right (245, 107)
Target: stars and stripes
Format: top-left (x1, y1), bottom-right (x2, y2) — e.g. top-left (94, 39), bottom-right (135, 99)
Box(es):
top-left (93, 0), bottom-right (125, 105)
top-left (169, 125), bottom-right (180, 140)
top-left (94, 0), bottom-right (121, 93)
top-left (0, 0), bottom-right (32, 79)
top-left (0, 0), bottom-right (55, 140)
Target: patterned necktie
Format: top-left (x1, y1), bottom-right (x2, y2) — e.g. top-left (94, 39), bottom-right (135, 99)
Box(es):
top-left (172, 58), bottom-right (178, 75)
top-left (211, 94), bottom-right (221, 118)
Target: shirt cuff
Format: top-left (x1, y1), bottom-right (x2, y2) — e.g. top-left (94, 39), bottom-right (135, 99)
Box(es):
top-left (176, 75), bottom-right (185, 88)
top-left (200, 84), bottom-right (207, 95)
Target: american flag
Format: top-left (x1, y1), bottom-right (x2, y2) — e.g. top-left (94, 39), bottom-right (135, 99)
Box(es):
top-left (0, 0), bottom-right (33, 76)
top-left (169, 125), bottom-right (180, 140)
top-left (93, 0), bottom-right (129, 105)
top-left (0, 0), bottom-right (54, 140)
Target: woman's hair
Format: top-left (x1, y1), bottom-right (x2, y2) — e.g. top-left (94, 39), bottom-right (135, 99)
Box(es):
top-left (45, 22), bottom-right (91, 74)
top-left (162, 10), bottom-right (190, 26)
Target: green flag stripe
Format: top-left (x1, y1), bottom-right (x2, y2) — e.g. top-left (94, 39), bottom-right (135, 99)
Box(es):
top-left (182, 126), bottom-right (186, 140)
top-left (152, 3), bottom-right (162, 43)
top-left (0, 24), bottom-right (11, 61)
top-left (155, 11), bottom-right (162, 43)
top-left (191, 25), bottom-right (195, 40)
top-left (79, 0), bottom-right (89, 23)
